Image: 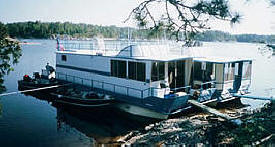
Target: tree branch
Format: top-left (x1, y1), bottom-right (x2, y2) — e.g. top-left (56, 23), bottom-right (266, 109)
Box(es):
top-left (126, 0), bottom-right (240, 43)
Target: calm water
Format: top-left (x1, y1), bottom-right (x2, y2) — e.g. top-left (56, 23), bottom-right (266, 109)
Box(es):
top-left (0, 40), bottom-right (274, 146)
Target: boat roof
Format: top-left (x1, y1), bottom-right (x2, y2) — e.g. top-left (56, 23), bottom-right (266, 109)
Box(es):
top-left (56, 41), bottom-right (253, 62)
top-left (56, 43), bottom-right (194, 61)
top-left (115, 44), bottom-right (193, 61)
top-left (194, 56), bottom-right (253, 63)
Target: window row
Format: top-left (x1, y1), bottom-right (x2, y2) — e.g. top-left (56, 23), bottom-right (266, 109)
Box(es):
top-left (110, 60), bottom-right (146, 82)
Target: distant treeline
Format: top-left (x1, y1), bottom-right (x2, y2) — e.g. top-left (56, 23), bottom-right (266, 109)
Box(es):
top-left (6, 21), bottom-right (157, 40)
top-left (5, 21), bottom-right (275, 43)
top-left (195, 30), bottom-right (275, 43)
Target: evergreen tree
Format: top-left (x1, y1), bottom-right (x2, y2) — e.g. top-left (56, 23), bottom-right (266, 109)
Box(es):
top-left (0, 22), bottom-right (22, 92)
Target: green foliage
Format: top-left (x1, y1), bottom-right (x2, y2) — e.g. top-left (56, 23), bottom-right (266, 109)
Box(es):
top-left (0, 23), bottom-right (8, 40)
top-left (4, 21), bottom-right (275, 43)
top-left (7, 21), bottom-right (125, 39)
top-left (129, 0), bottom-right (241, 41)
top-left (6, 21), bottom-right (172, 40)
top-left (0, 22), bottom-right (22, 92)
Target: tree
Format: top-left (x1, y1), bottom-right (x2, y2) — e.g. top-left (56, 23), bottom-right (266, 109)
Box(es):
top-left (128, 0), bottom-right (240, 43)
top-left (0, 22), bottom-right (22, 92)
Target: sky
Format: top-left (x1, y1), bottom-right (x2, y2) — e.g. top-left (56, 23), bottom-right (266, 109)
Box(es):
top-left (0, 0), bottom-right (274, 34)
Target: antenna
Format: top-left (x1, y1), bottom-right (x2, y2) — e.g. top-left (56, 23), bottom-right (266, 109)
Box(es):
top-left (128, 27), bottom-right (130, 46)
top-left (164, 29), bottom-right (167, 41)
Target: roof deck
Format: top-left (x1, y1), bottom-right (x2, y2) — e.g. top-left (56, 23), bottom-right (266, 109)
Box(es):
top-left (56, 40), bottom-right (252, 62)
top-left (56, 40), bottom-right (194, 61)
top-left (194, 56), bottom-right (253, 63)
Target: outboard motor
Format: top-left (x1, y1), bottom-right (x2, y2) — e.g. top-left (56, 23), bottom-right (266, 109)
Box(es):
top-left (33, 72), bottom-right (40, 79)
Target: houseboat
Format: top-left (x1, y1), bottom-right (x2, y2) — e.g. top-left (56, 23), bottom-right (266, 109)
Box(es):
top-left (49, 40), bottom-right (252, 119)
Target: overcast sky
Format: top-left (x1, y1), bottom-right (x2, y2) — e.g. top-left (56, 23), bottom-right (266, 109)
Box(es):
top-left (0, 0), bottom-right (274, 34)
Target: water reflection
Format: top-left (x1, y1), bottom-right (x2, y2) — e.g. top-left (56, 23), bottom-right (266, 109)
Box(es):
top-left (56, 107), bottom-right (137, 144)
top-left (23, 91), bottom-right (157, 144)
top-left (0, 102), bottom-right (2, 117)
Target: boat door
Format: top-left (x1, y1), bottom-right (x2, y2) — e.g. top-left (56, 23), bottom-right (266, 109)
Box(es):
top-left (168, 60), bottom-right (186, 91)
top-left (233, 62), bottom-right (242, 93)
top-left (168, 61), bottom-right (176, 89)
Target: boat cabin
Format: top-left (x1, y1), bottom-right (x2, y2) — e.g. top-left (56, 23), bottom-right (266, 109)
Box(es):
top-left (55, 43), bottom-right (193, 100)
top-left (193, 57), bottom-right (252, 99)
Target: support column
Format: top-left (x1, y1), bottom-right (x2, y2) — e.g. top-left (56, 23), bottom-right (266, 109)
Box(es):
top-left (164, 62), bottom-right (168, 83)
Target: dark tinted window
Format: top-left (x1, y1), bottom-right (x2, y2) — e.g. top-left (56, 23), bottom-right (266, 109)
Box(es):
top-left (118, 61), bottom-right (126, 78)
top-left (128, 61), bottom-right (146, 82)
top-left (110, 60), bottom-right (126, 78)
top-left (151, 62), bottom-right (165, 81)
top-left (137, 62), bottom-right (146, 82)
top-left (111, 60), bottom-right (117, 77)
top-left (61, 55), bottom-right (67, 61)
top-left (128, 61), bottom-right (136, 80)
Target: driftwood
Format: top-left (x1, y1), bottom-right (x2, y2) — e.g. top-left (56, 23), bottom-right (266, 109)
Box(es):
top-left (252, 134), bottom-right (273, 145)
top-left (272, 99), bottom-right (275, 119)
top-left (188, 100), bottom-right (233, 121)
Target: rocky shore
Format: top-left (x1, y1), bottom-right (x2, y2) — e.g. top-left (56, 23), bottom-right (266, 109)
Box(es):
top-left (118, 100), bottom-right (274, 145)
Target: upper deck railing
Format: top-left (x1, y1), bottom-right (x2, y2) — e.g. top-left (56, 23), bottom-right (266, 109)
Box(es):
top-left (58, 40), bottom-right (192, 56)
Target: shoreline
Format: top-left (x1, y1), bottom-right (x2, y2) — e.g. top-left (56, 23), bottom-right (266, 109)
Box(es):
top-left (117, 101), bottom-right (274, 145)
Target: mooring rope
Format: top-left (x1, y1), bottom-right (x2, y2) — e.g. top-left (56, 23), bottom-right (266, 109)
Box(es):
top-left (0, 84), bottom-right (70, 97)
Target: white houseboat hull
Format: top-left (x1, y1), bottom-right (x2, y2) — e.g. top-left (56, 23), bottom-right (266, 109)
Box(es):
top-left (115, 103), bottom-right (169, 119)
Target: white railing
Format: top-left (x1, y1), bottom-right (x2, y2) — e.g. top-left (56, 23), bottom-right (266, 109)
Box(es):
top-left (55, 72), bottom-right (191, 99)
top-left (58, 40), bottom-right (189, 56)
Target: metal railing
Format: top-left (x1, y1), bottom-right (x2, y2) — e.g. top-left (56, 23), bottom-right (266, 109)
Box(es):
top-left (55, 72), bottom-right (191, 99)
top-left (58, 40), bottom-right (190, 56)
top-left (56, 72), bottom-right (145, 98)
top-left (63, 43), bottom-right (94, 50)
top-left (198, 81), bottom-right (216, 90)
top-left (171, 85), bottom-right (191, 93)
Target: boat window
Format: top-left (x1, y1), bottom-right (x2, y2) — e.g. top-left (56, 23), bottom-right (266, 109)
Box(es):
top-left (193, 62), bottom-right (214, 82)
top-left (118, 61), bottom-right (127, 78)
top-left (151, 62), bottom-right (165, 81)
top-left (137, 63), bottom-right (146, 82)
top-left (194, 62), bottom-right (202, 81)
top-left (242, 61), bottom-right (252, 79)
top-left (128, 61), bottom-right (146, 82)
top-left (111, 60), bottom-right (117, 77)
top-left (110, 60), bottom-right (126, 78)
top-left (224, 63), bottom-right (235, 81)
top-left (128, 61), bottom-right (136, 80)
top-left (61, 55), bottom-right (67, 61)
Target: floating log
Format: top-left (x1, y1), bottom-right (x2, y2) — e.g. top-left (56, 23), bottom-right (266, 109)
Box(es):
top-left (0, 84), bottom-right (70, 97)
top-left (252, 134), bottom-right (273, 146)
top-left (188, 99), bottom-right (233, 121)
top-left (233, 94), bottom-right (275, 101)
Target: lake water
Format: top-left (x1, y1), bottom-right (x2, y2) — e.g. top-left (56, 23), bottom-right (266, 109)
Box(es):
top-left (0, 40), bottom-right (274, 146)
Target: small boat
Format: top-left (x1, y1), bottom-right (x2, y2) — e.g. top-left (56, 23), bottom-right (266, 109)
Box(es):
top-left (267, 44), bottom-right (275, 49)
top-left (18, 71), bottom-right (59, 91)
top-left (266, 44), bottom-right (275, 55)
top-left (51, 88), bottom-right (115, 108)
